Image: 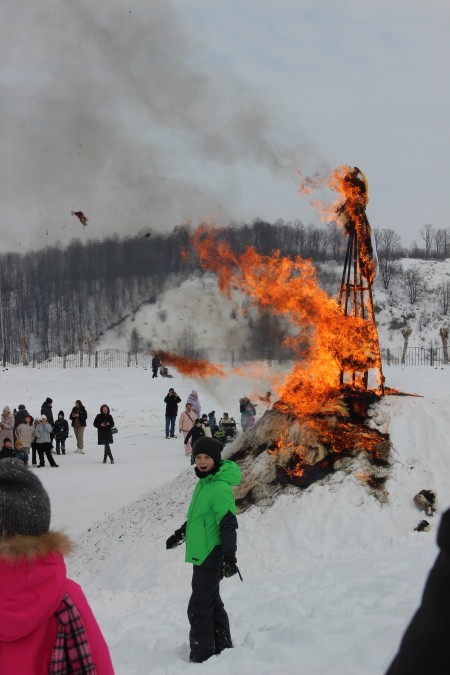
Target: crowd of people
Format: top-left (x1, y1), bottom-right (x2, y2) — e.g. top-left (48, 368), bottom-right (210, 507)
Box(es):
top-left (0, 398), bottom-right (115, 467)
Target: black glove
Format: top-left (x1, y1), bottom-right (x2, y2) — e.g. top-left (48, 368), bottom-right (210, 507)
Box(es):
top-left (166, 525), bottom-right (186, 550)
top-left (223, 553), bottom-right (242, 579)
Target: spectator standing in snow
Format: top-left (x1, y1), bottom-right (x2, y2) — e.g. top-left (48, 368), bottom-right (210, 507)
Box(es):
top-left (184, 420), bottom-right (206, 463)
top-left (53, 411), bottom-right (69, 455)
top-left (16, 415), bottom-right (34, 463)
top-left (35, 416), bottom-right (58, 468)
top-left (93, 404), bottom-right (115, 464)
top-left (13, 404), bottom-right (33, 438)
top-left (166, 437), bottom-right (241, 664)
top-left (179, 402), bottom-right (196, 456)
top-left (151, 353), bottom-right (161, 378)
top-left (31, 416), bottom-right (40, 466)
top-left (187, 390), bottom-right (201, 418)
top-left (0, 458), bottom-right (115, 673)
top-left (239, 397), bottom-right (256, 432)
top-left (40, 397), bottom-right (54, 426)
top-left (69, 400), bottom-right (88, 454)
top-left (0, 406), bottom-right (14, 445)
top-left (40, 398), bottom-right (54, 447)
top-left (164, 388), bottom-right (181, 439)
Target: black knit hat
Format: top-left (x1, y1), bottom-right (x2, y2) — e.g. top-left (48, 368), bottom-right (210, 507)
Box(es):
top-left (0, 458), bottom-right (51, 536)
top-left (192, 437), bottom-right (223, 466)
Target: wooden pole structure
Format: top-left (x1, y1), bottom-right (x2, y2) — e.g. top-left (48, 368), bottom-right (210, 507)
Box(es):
top-left (337, 169), bottom-right (385, 395)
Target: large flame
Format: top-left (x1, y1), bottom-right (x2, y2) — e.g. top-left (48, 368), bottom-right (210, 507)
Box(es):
top-left (191, 225), bottom-right (380, 415)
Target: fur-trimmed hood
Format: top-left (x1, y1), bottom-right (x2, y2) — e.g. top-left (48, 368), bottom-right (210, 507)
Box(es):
top-left (0, 530), bottom-right (73, 561)
top-left (0, 531), bottom-right (74, 642)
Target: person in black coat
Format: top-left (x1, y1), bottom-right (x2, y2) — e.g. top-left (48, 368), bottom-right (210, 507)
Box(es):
top-left (385, 507), bottom-right (450, 674)
top-left (0, 438), bottom-right (17, 461)
top-left (40, 398), bottom-right (54, 426)
top-left (93, 404), bottom-right (115, 464)
top-left (53, 411), bottom-right (69, 455)
top-left (184, 420), bottom-right (206, 464)
top-left (164, 388), bottom-right (181, 439)
top-left (152, 354), bottom-right (161, 378)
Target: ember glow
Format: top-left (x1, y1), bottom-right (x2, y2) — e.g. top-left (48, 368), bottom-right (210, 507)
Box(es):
top-left (191, 225), bottom-right (381, 415)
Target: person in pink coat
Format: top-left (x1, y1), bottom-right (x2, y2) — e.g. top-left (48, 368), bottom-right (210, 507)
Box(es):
top-left (0, 458), bottom-right (115, 674)
top-left (178, 402), bottom-right (196, 456)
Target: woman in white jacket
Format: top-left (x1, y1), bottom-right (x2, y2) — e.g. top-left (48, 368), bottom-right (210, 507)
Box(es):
top-left (178, 402), bottom-right (196, 456)
top-left (0, 406), bottom-right (14, 445)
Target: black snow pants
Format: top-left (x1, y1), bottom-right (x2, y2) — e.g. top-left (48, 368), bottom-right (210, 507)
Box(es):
top-left (187, 565), bottom-right (232, 663)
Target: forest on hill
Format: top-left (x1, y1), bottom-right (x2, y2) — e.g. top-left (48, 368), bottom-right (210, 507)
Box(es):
top-left (0, 219), bottom-right (448, 364)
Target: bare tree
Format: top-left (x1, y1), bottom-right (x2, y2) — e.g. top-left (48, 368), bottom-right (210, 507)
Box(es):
top-left (439, 326), bottom-right (449, 364)
top-left (420, 224), bottom-right (434, 259)
top-left (401, 327), bottom-right (412, 365)
top-left (436, 281), bottom-right (450, 315)
top-left (375, 228), bottom-right (402, 289)
top-left (403, 266), bottom-right (426, 304)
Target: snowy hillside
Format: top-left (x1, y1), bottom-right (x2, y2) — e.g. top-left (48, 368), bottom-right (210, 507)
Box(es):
top-left (97, 258), bottom-right (450, 358)
top-left (1, 364), bottom-right (449, 674)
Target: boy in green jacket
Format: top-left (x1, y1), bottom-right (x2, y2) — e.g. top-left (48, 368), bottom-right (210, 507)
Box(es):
top-left (166, 436), bottom-right (241, 663)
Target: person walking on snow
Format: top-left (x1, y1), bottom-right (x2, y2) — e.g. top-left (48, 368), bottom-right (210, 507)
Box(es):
top-left (0, 458), bottom-right (114, 674)
top-left (179, 402), bottom-right (196, 456)
top-left (164, 388), bottom-right (181, 439)
top-left (93, 404), bottom-right (115, 464)
top-left (69, 400), bottom-right (88, 453)
top-left (186, 390), bottom-right (201, 418)
top-left (166, 437), bottom-right (241, 664)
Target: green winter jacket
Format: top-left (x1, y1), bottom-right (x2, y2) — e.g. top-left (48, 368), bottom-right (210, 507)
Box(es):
top-left (185, 460), bottom-right (241, 566)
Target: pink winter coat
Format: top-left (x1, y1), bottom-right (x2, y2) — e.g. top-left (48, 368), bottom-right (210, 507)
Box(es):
top-left (0, 532), bottom-right (115, 675)
top-left (179, 408), bottom-right (196, 433)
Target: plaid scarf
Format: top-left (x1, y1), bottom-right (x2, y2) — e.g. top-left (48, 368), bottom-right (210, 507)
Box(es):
top-left (49, 593), bottom-right (96, 674)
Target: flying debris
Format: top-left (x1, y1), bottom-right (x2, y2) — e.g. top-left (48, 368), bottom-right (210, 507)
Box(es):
top-left (71, 210), bottom-right (89, 227)
top-left (143, 232), bottom-right (151, 239)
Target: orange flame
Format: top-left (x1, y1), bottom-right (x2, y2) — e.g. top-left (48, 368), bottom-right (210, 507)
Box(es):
top-left (156, 350), bottom-right (226, 379)
top-left (299, 165), bottom-right (377, 285)
top-left (191, 226), bottom-right (380, 415)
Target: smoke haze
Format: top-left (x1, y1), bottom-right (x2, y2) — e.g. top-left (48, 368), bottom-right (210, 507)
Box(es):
top-left (1, 0), bottom-right (315, 251)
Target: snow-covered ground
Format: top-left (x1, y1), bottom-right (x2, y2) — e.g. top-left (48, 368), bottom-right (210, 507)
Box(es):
top-left (1, 363), bottom-right (449, 674)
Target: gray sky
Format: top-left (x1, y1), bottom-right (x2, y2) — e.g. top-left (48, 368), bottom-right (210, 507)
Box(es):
top-left (1, 0), bottom-right (449, 250)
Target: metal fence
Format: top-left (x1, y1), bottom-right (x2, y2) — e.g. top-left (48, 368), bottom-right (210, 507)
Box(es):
top-left (2, 346), bottom-right (449, 368)
top-left (381, 347), bottom-right (447, 367)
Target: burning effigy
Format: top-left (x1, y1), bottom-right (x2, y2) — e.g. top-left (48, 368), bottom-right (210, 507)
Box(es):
top-left (168, 166), bottom-right (392, 505)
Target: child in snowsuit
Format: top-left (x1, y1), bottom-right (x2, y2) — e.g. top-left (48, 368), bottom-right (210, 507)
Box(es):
top-left (166, 437), bottom-right (241, 664)
top-left (14, 439), bottom-right (28, 465)
top-left (53, 410), bottom-right (69, 455)
top-left (184, 419), bottom-right (206, 464)
top-left (0, 438), bottom-right (16, 461)
top-left (0, 458), bottom-right (115, 674)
